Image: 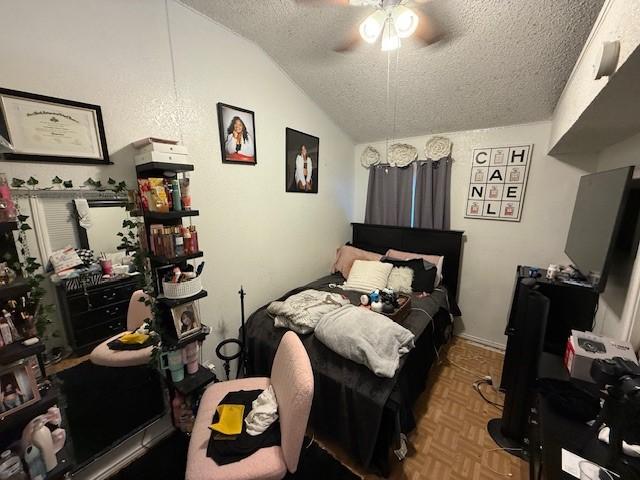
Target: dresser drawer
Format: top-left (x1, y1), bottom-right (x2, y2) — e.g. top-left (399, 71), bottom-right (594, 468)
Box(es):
top-left (71, 300), bottom-right (129, 330)
top-left (68, 281), bottom-right (139, 312)
top-left (75, 319), bottom-right (125, 347)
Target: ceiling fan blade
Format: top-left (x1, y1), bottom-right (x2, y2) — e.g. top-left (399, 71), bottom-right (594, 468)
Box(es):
top-left (294, 0), bottom-right (374, 5)
top-left (414, 10), bottom-right (443, 45)
top-left (333, 24), bottom-right (363, 52)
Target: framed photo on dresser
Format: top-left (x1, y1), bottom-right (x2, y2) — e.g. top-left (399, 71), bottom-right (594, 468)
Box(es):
top-left (285, 127), bottom-right (319, 194)
top-left (0, 88), bottom-right (110, 165)
top-left (171, 302), bottom-right (202, 339)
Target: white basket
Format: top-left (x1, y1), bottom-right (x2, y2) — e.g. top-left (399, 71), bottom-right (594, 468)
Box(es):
top-left (162, 276), bottom-right (202, 299)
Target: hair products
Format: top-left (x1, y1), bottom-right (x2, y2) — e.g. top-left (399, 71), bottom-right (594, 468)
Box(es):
top-left (180, 177), bottom-right (191, 211)
top-left (171, 179), bottom-right (182, 211)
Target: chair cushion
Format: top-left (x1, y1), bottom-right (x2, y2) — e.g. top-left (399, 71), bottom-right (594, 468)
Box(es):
top-left (186, 377), bottom-right (287, 480)
top-left (89, 332), bottom-right (153, 367)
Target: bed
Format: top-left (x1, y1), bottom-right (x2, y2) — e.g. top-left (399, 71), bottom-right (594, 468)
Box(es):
top-left (244, 223), bottom-right (464, 474)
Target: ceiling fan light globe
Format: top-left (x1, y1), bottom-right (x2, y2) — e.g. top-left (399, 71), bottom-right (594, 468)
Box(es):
top-left (392, 5), bottom-right (419, 38)
top-left (381, 18), bottom-right (400, 51)
top-left (359, 11), bottom-right (385, 44)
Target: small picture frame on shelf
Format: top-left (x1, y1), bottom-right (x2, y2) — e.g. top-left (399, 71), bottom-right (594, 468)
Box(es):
top-left (0, 360), bottom-right (40, 420)
top-left (171, 302), bottom-right (201, 339)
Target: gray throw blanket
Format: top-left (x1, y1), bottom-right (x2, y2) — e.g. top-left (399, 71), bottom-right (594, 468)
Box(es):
top-left (314, 304), bottom-right (415, 378)
top-left (267, 289), bottom-right (350, 334)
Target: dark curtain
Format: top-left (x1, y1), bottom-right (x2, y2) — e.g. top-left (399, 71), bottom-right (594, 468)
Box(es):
top-left (364, 165), bottom-right (414, 227)
top-left (414, 158), bottom-right (451, 230)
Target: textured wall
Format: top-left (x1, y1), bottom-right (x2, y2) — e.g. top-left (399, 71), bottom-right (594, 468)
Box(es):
top-left (550, 0), bottom-right (640, 152)
top-left (0, 0), bottom-right (355, 369)
top-left (354, 121), bottom-right (593, 347)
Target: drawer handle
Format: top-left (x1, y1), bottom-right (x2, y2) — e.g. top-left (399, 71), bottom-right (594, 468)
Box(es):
top-left (105, 307), bottom-right (120, 316)
top-left (102, 292), bottom-right (117, 301)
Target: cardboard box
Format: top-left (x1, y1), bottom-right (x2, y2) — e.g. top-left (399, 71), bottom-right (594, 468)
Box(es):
top-left (134, 150), bottom-right (190, 166)
top-left (564, 330), bottom-right (638, 382)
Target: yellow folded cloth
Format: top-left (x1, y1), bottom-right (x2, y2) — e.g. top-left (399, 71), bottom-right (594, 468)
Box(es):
top-left (209, 404), bottom-right (245, 435)
top-left (118, 332), bottom-right (149, 345)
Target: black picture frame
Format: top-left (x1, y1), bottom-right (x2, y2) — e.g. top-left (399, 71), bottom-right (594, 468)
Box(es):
top-left (285, 127), bottom-right (319, 194)
top-left (0, 87), bottom-right (110, 165)
top-left (216, 102), bottom-right (257, 165)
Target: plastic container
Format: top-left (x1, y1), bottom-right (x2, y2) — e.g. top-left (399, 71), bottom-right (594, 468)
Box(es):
top-left (162, 276), bottom-right (202, 299)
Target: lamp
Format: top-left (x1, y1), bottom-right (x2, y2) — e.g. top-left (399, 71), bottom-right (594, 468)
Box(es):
top-left (381, 17), bottom-right (400, 52)
top-left (393, 5), bottom-right (419, 38)
top-left (359, 10), bottom-right (386, 44)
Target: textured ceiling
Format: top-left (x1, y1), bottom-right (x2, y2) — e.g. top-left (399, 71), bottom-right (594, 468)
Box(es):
top-left (181, 0), bottom-right (604, 143)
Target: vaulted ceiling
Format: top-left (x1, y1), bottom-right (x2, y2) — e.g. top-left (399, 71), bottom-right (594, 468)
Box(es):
top-left (182, 0), bottom-right (604, 143)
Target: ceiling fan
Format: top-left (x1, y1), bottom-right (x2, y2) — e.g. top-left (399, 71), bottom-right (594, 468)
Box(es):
top-left (296, 0), bottom-right (442, 52)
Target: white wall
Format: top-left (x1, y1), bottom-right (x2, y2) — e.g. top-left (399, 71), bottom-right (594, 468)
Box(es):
top-left (354, 121), bottom-right (594, 347)
top-left (593, 131), bottom-right (640, 348)
top-left (549, 0), bottom-right (640, 152)
top-left (0, 0), bottom-right (355, 369)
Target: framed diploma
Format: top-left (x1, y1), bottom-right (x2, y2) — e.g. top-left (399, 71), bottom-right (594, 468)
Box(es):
top-left (0, 88), bottom-right (110, 165)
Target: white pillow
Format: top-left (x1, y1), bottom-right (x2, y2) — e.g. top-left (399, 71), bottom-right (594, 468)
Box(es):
top-left (387, 267), bottom-right (413, 294)
top-left (343, 260), bottom-right (393, 293)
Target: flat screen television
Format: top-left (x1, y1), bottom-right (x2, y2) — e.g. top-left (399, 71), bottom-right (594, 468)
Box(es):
top-left (565, 166), bottom-right (634, 292)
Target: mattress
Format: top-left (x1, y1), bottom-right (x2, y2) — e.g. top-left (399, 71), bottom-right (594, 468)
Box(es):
top-left (244, 273), bottom-right (452, 469)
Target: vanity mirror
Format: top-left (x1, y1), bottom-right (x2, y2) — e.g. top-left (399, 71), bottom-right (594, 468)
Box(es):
top-left (76, 198), bottom-right (129, 255)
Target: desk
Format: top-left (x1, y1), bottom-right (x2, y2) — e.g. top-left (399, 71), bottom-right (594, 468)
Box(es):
top-left (532, 353), bottom-right (640, 479)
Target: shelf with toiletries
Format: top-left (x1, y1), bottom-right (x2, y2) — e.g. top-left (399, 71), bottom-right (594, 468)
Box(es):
top-left (171, 364), bottom-right (217, 396)
top-left (0, 338), bottom-right (44, 366)
top-left (136, 162), bottom-right (194, 176)
top-left (0, 221), bottom-right (18, 233)
top-left (162, 323), bottom-right (210, 349)
top-left (156, 290), bottom-right (208, 307)
top-left (149, 251), bottom-right (204, 266)
top-left (0, 277), bottom-right (30, 301)
top-left (142, 210), bottom-right (199, 221)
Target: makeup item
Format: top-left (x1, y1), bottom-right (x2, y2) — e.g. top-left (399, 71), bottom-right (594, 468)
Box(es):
top-left (31, 420), bottom-right (57, 472)
top-left (182, 226), bottom-right (193, 254)
top-left (0, 174), bottom-right (16, 222)
top-left (546, 264), bottom-right (560, 281)
top-left (161, 350), bottom-right (185, 383)
top-left (190, 226), bottom-right (198, 252)
top-left (182, 343), bottom-right (199, 375)
top-left (0, 319), bottom-right (12, 345)
top-left (0, 450), bottom-right (27, 480)
top-left (195, 262), bottom-right (205, 277)
top-left (100, 259), bottom-right (113, 276)
top-left (174, 227), bottom-right (185, 256)
top-left (24, 445), bottom-right (46, 480)
top-left (2, 310), bottom-right (18, 339)
top-left (180, 177), bottom-right (191, 211)
top-left (51, 429), bottom-right (66, 454)
top-left (165, 179), bottom-right (173, 211)
top-left (171, 179), bottom-right (182, 211)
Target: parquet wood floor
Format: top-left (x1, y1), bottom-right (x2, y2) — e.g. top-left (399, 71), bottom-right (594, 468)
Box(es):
top-left (315, 337), bottom-right (529, 479)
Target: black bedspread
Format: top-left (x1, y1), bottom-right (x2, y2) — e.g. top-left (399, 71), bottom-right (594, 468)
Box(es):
top-left (245, 273), bottom-right (452, 469)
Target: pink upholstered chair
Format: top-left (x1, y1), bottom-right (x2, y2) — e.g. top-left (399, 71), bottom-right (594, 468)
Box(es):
top-left (186, 331), bottom-right (314, 480)
top-left (89, 290), bottom-right (153, 367)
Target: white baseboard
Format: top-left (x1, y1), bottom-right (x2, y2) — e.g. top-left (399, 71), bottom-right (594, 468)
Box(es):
top-left (455, 332), bottom-right (506, 352)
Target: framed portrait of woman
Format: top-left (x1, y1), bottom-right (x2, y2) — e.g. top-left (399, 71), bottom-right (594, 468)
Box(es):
top-left (170, 302), bottom-right (202, 339)
top-left (0, 361), bottom-right (40, 420)
top-left (216, 103), bottom-right (257, 165)
top-left (285, 128), bottom-right (319, 194)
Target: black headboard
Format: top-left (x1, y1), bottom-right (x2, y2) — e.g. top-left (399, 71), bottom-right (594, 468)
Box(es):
top-left (351, 223), bottom-right (464, 316)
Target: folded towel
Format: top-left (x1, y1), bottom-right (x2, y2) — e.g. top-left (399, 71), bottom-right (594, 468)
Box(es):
top-left (245, 386), bottom-right (278, 436)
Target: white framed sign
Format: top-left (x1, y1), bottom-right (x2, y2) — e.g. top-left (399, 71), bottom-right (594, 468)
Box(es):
top-left (465, 145), bottom-right (532, 222)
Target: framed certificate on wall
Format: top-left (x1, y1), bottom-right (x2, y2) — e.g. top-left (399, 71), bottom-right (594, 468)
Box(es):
top-left (0, 88), bottom-right (110, 165)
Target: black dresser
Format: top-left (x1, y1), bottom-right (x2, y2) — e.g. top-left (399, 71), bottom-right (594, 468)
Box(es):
top-left (55, 275), bottom-right (141, 355)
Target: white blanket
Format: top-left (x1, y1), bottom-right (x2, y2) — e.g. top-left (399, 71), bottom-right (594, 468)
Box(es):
top-left (314, 304), bottom-right (415, 378)
top-left (267, 289), bottom-right (350, 334)
top-left (245, 386), bottom-right (278, 436)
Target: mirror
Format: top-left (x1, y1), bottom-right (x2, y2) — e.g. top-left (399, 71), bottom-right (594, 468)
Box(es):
top-left (76, 199), bottom-right (128, 254)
